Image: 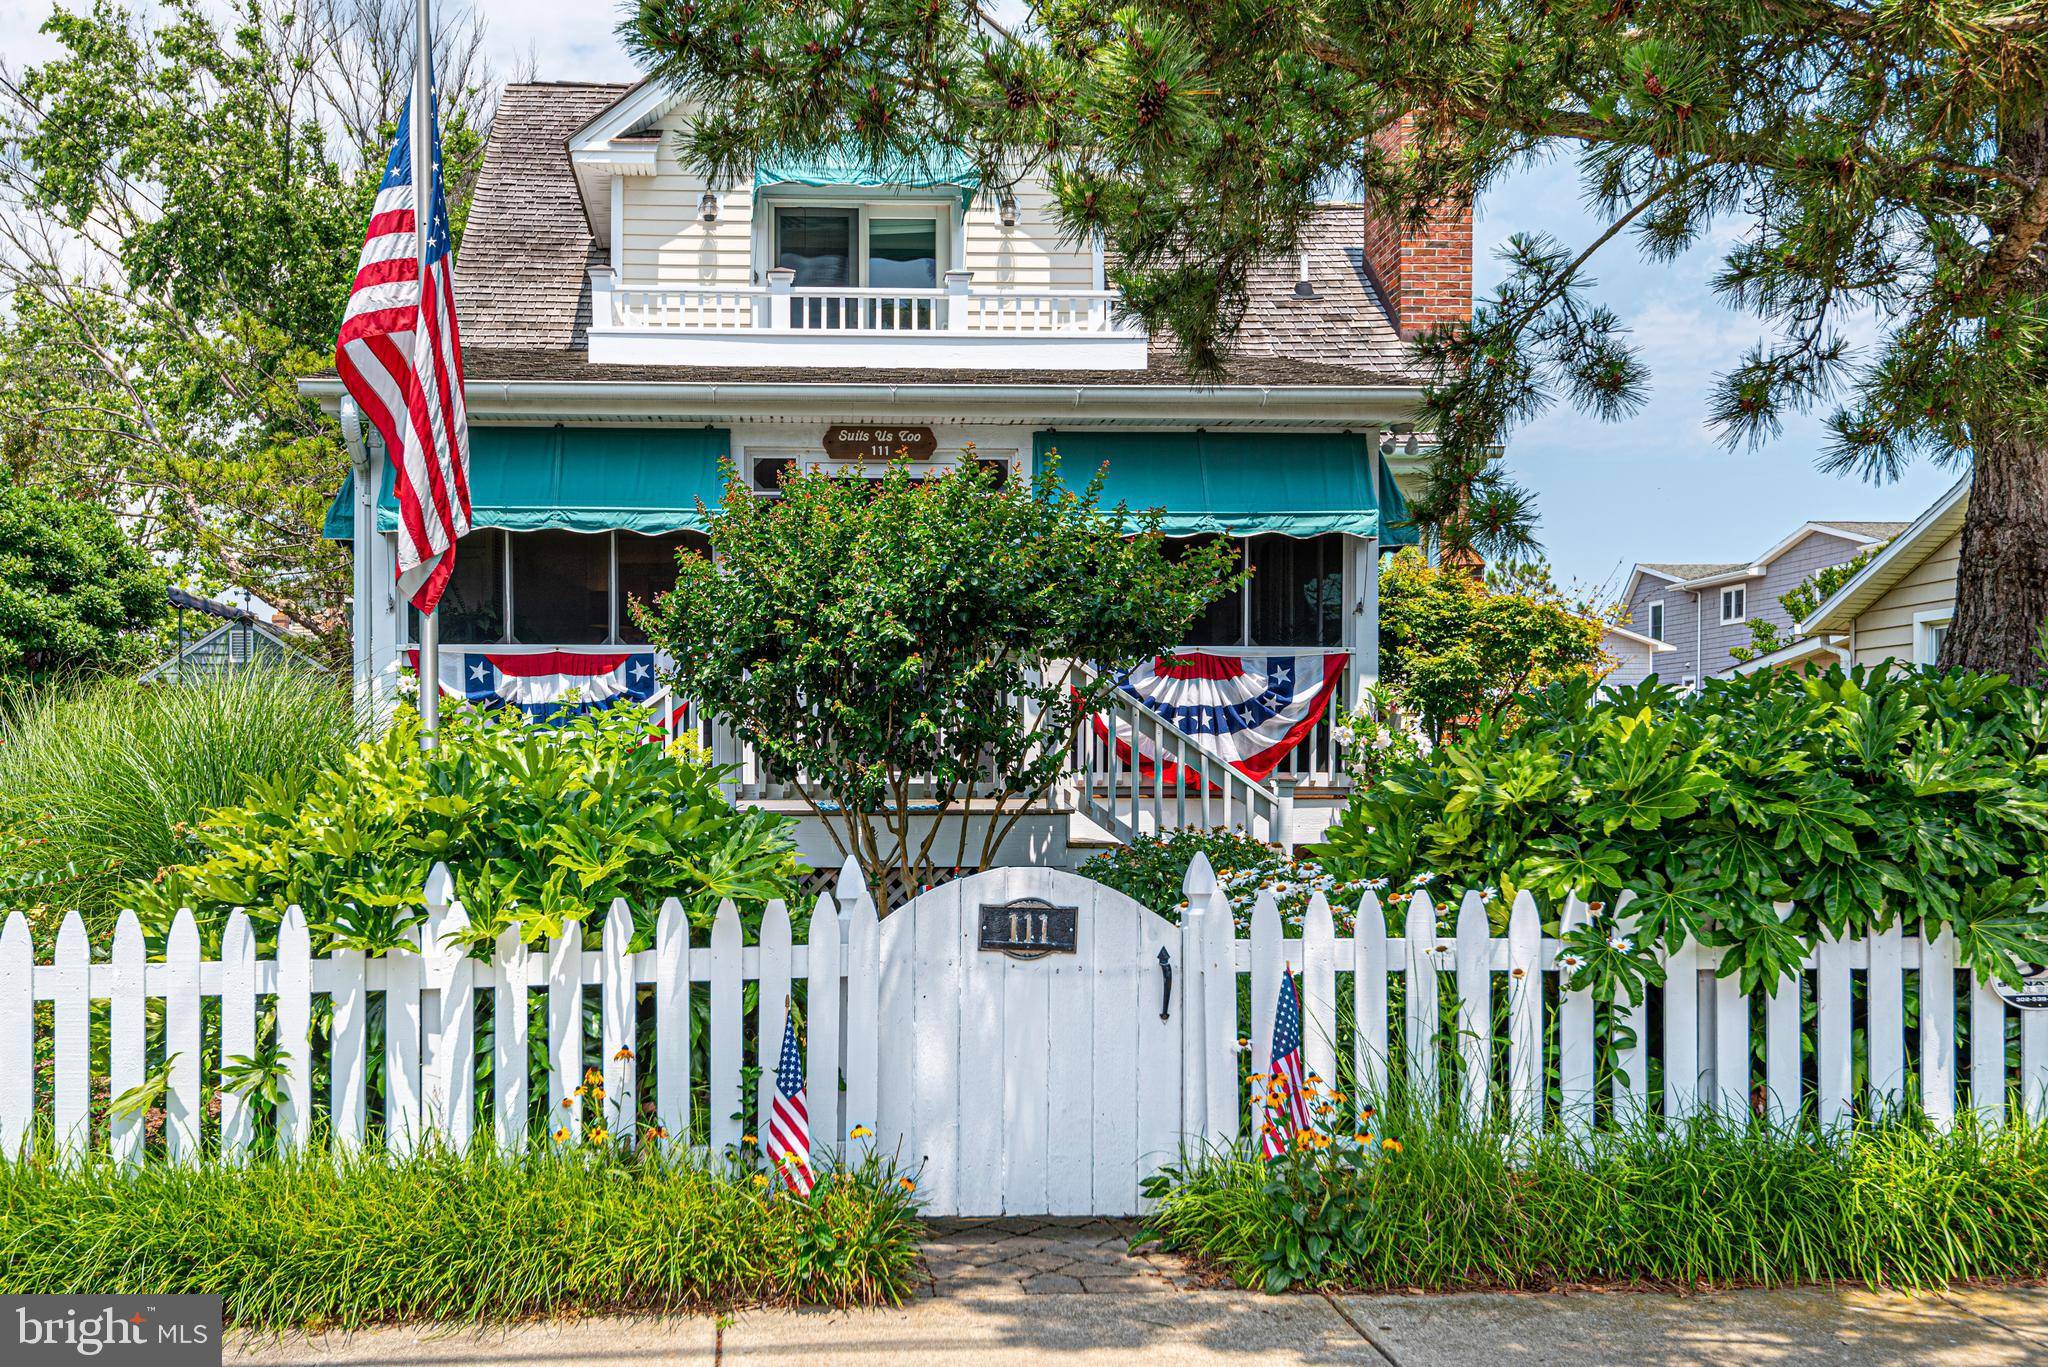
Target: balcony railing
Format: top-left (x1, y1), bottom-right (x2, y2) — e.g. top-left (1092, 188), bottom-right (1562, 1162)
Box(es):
top-left (586, 268), bottom-right (1149, 370)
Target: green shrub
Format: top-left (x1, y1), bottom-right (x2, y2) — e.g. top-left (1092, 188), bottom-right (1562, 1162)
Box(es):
top-left (0, 480), bottom-right (168, 705)
top-left (135, 700), bottom-right (804, 953)
top-left (1079, 829), bottom-right (1382, 934)
top-left (1141, 1107), bottom-right (2048, 1293)
top-left (1316, 666), bottom-right (2048, 996)
top-left (0, 669), bottom-right (362, 941)
top-left (0, 1144), bottom-right (925, 1324)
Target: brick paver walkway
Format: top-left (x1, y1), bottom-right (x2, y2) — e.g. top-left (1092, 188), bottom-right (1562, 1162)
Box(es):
top-left (919, 1217), bottom-right (1195, 1296)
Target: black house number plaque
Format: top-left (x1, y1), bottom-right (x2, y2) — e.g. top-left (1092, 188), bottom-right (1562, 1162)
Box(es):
top-left (978, 898), bottom-right (1078, 960)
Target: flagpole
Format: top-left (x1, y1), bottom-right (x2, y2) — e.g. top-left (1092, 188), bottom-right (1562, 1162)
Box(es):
top-left (412, 0), bottom-right (440, 750)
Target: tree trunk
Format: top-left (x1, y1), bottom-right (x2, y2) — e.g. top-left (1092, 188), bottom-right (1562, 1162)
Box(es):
top-left (1943, 429), bottom-right (2048, 684)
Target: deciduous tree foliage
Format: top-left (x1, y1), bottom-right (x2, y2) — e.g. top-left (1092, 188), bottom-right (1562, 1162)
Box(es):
top-left (625, 0), bottom-right (2048, 678)
top-left (0, 478), bottom-right (166, 701)
top-left (633, 458), bottom-right (1240, 895)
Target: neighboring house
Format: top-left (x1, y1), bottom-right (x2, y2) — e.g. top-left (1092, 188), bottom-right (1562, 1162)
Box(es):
top-left (1597, 622), bottom-right (1676, 689)
top-left (142, 588), bottom-right (320, 682)
top-left (1620, 520), bottom-right (1909, 682)
top-left (1798, 476), bottom-right (1968, 671)
top-left (303, 80), bottom-right (1471, 854)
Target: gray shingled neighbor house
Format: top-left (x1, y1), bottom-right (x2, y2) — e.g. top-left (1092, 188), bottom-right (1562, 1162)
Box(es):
top-left (1621, 520), bottom-right (1910, 684)
top-left (301, 80), bottom-right (1475, 857)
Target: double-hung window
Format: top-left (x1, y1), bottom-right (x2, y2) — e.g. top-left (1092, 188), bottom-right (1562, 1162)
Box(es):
top-left (1647, 600), bottom-right (1665, 642)
top-left (1720, 586), bottom-right (1746, 624)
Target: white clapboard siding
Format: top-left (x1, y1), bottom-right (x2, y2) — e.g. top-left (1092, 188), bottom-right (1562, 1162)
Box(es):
top-left (6, 865), bottom-right (2042, 1220)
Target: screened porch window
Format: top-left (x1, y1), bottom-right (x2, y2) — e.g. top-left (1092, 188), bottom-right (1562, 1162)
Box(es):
top-left (1165, 533), bottom-right (1345, 649)
top-left (410, 529), bottom-right (708, 645)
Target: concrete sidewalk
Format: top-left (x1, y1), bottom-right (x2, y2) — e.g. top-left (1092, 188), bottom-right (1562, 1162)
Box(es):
top-left (228, 1220), bottom-right (2048, 1366)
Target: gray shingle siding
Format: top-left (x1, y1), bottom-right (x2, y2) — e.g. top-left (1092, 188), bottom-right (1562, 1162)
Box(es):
top-left (1626, 529), bottom-right (1896, 680)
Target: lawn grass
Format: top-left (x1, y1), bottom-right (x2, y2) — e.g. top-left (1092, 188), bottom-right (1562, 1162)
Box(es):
top-left (1140, 1107), bottom-right (2048, 1293)
top-left (0, 1144), bottom-right (925, 1327)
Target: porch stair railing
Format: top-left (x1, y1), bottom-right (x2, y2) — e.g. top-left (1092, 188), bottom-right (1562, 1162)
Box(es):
top-left (1064, 663), bottom-right (1295, 849)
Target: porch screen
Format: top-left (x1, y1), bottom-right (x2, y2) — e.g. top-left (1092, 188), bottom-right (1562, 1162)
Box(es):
top-left (322, 426), bottom-right (732, 538)
top-left (1034, 431), bottom-right (1417, 543)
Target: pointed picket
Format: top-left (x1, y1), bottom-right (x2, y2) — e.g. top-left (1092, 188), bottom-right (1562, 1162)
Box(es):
top-left (1610, 893), bottom-right (1647, 1122)
top-left (1353, 891), bottom-right (1389, 1109)
top-left (276, 905), bottom-right (314, 1154)
top-left (1971, 968), bottom-right (2007, 1128)
top-left (1662, 930), bottom-right (1701, 1119)
top-left (164, 910), bottom-right (202, 1162)
top-left (1867, 916), bottom-right (1906, 1114)
top-left (1505, 891), bottom-right (1542, 1132)
top-left (756, 899), bottom-right (794, 1160)
top-left (1199, 884), bottom-right (1239, 1144)
top-left (0, 912), bottom-right (32, 1160)
top-left (601, 899), bottom-right (637, 1151)
top-left (219, 911), bottom-right (257, 1163)
top-left (1179, 853), bottom-right (1216, 1136)
top-left (384, 919), bottom-right (424, 1157)
top-left (1301, 894), bottom-right (1337, 1097)
top-left (654, 898), bottom-right (690, 1153)
top-left (806, 891), bottom-right (842, 1163)
top-left (1454, 891), bottom-right (1491, 1127)
top-left (418, 865), bottom-right (457, 1143)
top-left (52, 911), bottom-right (90, 1161)
top-left (708, 899), bottom-right (743, 1154)
top-left (330, 945), bottom-right (368, 1153)
top-left (1763, 904), bottom-right (1802, 1123)
top-left (1714, 968), bottom-right (1748, 1121)
top-left (1815, 928), bottom-right (1854, 1131)
top-left (1403, 891), bottom-right (1439, 1114)
top-left (841, 865), bottom-right (882, 1145)
top-left (493, 926), bottom-right (531, 1153)
top-left (109, 911), bottom-right (149, 1167)
top-left (546, 918), bottom-right (585, 1149)
top-left (1556, 895), bottom-right (1595, 1134)
top-left (1248, 891), bottom-right (1282, 1143)
top-left (1919, 924), bottom-right (1956, 1128)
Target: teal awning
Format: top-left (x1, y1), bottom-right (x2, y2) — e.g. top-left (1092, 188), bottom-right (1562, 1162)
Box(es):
top-left (1037, 431), bottom-right (1419, 543)
top-left (322, 426), bottom-right (732, 539)
top-left (755, 146), bottom-right (981, 210)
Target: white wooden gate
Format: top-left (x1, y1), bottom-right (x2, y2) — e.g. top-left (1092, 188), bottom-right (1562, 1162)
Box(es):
top-left (875, 868), bottom-right (1183, 1218)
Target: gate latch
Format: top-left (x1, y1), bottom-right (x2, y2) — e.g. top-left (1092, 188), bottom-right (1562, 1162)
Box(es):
top-left (1157, 946), bottom-right (1173, 1021)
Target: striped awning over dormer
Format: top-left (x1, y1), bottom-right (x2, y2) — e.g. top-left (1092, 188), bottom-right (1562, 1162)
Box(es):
top-left (323, 426), bottom-right (731, 539)
top-left (1036, 431), bottom-right (1418, 543)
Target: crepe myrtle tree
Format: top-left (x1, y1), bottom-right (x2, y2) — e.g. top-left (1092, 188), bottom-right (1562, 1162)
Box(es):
top-left (633, 457), bottom-right (1240, 897)
top-left (625, 0), bottom-right (2048, 680)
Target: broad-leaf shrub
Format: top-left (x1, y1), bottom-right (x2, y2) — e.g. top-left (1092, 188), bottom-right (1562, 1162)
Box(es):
top-left (1317, 666), bottom-right (2048, 996)
top-left (133, 701), bottom-right (803, 952)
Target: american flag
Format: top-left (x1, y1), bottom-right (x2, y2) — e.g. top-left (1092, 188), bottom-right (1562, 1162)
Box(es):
top-left (1260, 966), bottom-right (1313, 1160)
top-left (335, 85), bottom-right (470, 616)
top-left (766, 1001), bottom-right (814, 1195)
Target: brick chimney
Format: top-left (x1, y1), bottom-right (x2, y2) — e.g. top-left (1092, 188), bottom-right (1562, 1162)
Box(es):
top-left (1361, 115), bottom-right (1473, 339)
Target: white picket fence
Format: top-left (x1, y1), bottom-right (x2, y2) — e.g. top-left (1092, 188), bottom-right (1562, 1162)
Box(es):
top-left (3, 858), bottom-right (2045, 1206)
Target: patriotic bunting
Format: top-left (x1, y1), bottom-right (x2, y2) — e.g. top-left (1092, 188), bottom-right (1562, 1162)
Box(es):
top-left (403, 647), bottom-right (687, 731)
top-left (1095, 652), bottom-right (1349, 785)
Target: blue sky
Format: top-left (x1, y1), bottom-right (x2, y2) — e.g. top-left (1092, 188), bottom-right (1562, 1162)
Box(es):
top-left (4, 4), bottom-right (1961, 596)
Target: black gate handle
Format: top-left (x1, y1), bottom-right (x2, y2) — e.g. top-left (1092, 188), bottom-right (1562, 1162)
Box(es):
top-left (1157, 946), bottom-right (1173, 1021)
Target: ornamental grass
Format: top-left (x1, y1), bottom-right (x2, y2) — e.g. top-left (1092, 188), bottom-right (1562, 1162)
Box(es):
top-left (0, 1142), bottom-right (924, 1328)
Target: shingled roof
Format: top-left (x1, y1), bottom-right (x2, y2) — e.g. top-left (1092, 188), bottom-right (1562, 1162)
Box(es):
top-left (451, 82), bottom-right (1426, 388)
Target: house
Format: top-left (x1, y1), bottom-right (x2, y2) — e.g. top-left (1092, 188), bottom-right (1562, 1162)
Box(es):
top-left (1620, 519), bottom-right (1909, 683)
top-left (1795, 476), bottom-right (1968, 671)
top-left (1597, 622), bottom-right (1676, 689)
top-left (141, 588), bottom-right (321, 683)
top-left (305, 80), bottom-right (1470, 854)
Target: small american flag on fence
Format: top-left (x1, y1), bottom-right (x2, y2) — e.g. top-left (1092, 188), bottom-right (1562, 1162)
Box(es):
top-left (767, 1000), bottom-right (814, 1195)
top-left (1260, 966), bottom-right (1313, 1160)
top-left (335, 82), bottom-right (470, 616)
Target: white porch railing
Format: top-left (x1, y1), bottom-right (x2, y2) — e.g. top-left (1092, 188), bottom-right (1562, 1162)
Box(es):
top-left (602, 279), bottom-right (1132, 338)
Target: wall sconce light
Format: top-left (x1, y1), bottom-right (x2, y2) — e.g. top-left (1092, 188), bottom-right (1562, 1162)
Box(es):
top-left (699, 191), bottom-right (720, 223)
top-left (998, 190), bottom-right (1018, 228)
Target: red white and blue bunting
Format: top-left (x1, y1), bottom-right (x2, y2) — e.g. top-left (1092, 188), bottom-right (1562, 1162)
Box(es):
top-left (406, 648), bottom-right (688, 732)
top-left (1095, 652), bottom-right (1349, 784)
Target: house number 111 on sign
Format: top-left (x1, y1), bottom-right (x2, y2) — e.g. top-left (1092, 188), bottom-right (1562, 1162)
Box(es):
top-left (977, 899), bottom-right (1078, 960)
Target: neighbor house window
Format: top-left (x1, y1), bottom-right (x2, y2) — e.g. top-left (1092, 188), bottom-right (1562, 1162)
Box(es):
top-left (1647, 600), bottom-right (1665, 642)
top-left (1915, 613), bottom-right (1952, 667)
top-left (1720, 586), bottom-right (1746, 624)
top-left (1163, 534), bottom-right (1344, 649)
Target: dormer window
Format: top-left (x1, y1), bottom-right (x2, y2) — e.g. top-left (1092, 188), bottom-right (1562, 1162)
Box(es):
top-left (772, 206), bottom-right (944, 329)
